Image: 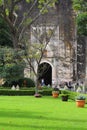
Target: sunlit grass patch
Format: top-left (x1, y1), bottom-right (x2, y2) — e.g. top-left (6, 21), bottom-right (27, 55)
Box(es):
top-left (0, 96), bottom-right (87, 130)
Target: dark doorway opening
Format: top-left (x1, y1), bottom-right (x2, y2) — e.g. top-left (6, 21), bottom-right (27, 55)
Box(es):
top-left (38, 62), bottom-right (52, 86)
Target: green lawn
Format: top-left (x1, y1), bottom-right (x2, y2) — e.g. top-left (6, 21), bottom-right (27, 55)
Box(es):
top-left (0, 96), bottom-right (87, 130)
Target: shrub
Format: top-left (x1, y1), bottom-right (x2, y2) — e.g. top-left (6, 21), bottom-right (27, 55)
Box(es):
top-left (0, 47), bottom-right (25, 84)
top-left (3, 77), bottom-right (35, 88)
top-left (60, 90), bottom-right (77, 101)
top-left (3, 80), bottom-right (19, 87)
top-left (69, 91), bottom-right (78, 101)
top-left (39, 90), bottom-right (52, 96)
top-left (18, 78), bottom-right (35, 88)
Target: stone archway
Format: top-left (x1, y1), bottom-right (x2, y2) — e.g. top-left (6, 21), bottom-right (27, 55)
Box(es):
top-left (38, 62), bottom-right (52, 86)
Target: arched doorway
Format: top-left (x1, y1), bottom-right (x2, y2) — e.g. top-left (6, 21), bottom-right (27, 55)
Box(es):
top-left (38, 62), bottom-right (52, 86)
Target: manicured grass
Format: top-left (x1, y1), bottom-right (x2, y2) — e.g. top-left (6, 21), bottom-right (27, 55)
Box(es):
top-left (0, 96), bottom-right (87, 130)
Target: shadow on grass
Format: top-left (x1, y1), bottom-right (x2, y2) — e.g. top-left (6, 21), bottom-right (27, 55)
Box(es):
top-left (0, 109), bottom-right (87, 123)
top-left (0, 122), bottom-right (87, 130)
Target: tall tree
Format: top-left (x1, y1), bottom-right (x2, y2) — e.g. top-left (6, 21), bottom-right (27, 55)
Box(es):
top-left (73, 0), bottom-right (87, 36)
top-left (0, 0), bottom-right (57, 48)
top-left (0, 0), bottom-right (57, 93)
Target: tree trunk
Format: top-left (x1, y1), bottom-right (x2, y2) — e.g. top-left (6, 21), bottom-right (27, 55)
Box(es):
top-left (35, 76), bottom-right (39, 94)
top-left (12, 34), bottom-right (19, 49)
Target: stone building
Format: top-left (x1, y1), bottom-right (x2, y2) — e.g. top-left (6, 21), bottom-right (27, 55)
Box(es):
top-left (20, 0), bottom-right (86, 86)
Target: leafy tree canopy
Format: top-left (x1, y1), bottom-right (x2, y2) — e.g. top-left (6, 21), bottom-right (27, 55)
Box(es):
top-left (73, 0), bottom-right (87, 36)
top-left (73, 0), bottom-right (87, 12)
top-left (0, 0), bottom-right (57, 48)
top-left (0, 47), bottom-right (25, 84)
top-left (76, 12), bottom-right (87, 36)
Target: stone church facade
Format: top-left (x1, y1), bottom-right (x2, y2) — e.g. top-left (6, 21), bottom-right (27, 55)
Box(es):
top-left (22, 0), bottom-right (86, 86)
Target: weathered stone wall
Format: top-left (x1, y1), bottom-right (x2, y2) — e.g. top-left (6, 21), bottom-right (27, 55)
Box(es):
top-left (53, 0), bottom-right (76, 82)
top-left (20, 0), bottom-right (76, 83)
top-left (30, 1), bottom-right (76, 83)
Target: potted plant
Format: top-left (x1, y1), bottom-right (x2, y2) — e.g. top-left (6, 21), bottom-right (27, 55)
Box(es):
top-left (76, 95), bottom-right (86, 107)
top-left (61, 94), bottom-right (69, 101)
top-left (52, 87), bottom-right (60, 98)
top-left (60, 90), bottom-right (69, 101)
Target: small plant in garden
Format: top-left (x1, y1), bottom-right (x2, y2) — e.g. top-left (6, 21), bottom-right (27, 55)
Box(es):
top-left (60, 90), bottom-right (69, 101)
top-left (76, 95), bottom-right (86, 107)
top-left (52, 87), bottom-right (60, 98)
top-left (76, 95), bottom-right (86, 100)
top-left (52, 87), bottom-right (60, 94)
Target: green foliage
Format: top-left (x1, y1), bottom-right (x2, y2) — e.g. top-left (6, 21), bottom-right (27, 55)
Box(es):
top-left (69, 92), bottom-right (76, 99)
top-left (0, 0), bottom-right (57, 80)
top-left (38, 0), bottom-right (57, 14)
top-left (0, 0), bottom-right (2, 6)
top-left (60, 90), bottom-right (78, 101)
top-left (0, 88), bottom-right (52, 96)
top-left (5, 8), bottom-right (9, 16)
top-left (2, 77), bottom-right (35, 88)
top-left (76, 95), bottom-right (86, 100)
top-left (0, 47), bottom-right (25, 84)
top-left (23, 18), bottom-right (32, 25)
top-left (0, 16), bottom-right (12, 47)
top-left (0, 0), bottom-right (57, 50)
top-left (0, 89), bottom-right (35, 96)
top-left (40, 90), bottom-right (52, 95)
top-left (2, 63), bottom-right (25, 83)
top-left (18, 77), bottom-right (35, 87)
top-left (73, 0), bottom-right (87, 36)
top-left (76, 12), bottom-right (87, 35)
top-left (26, 0), bottom-right (32, 3)
top-left (73, 0), bottom-right (87, 12)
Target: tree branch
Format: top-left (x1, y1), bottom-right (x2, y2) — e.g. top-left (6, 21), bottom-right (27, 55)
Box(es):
top-left (18, 0), bottom-right (54, 41)
top-left (18, 0), bottom-right (38, 34)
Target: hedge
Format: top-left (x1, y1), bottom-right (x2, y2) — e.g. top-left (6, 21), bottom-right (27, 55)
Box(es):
top-left (0, 89), bottom-right (52, 96)
top-left (39, 90), bottom-right (52, 96)
top-left (0, 89), bottom-right (35, 96)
